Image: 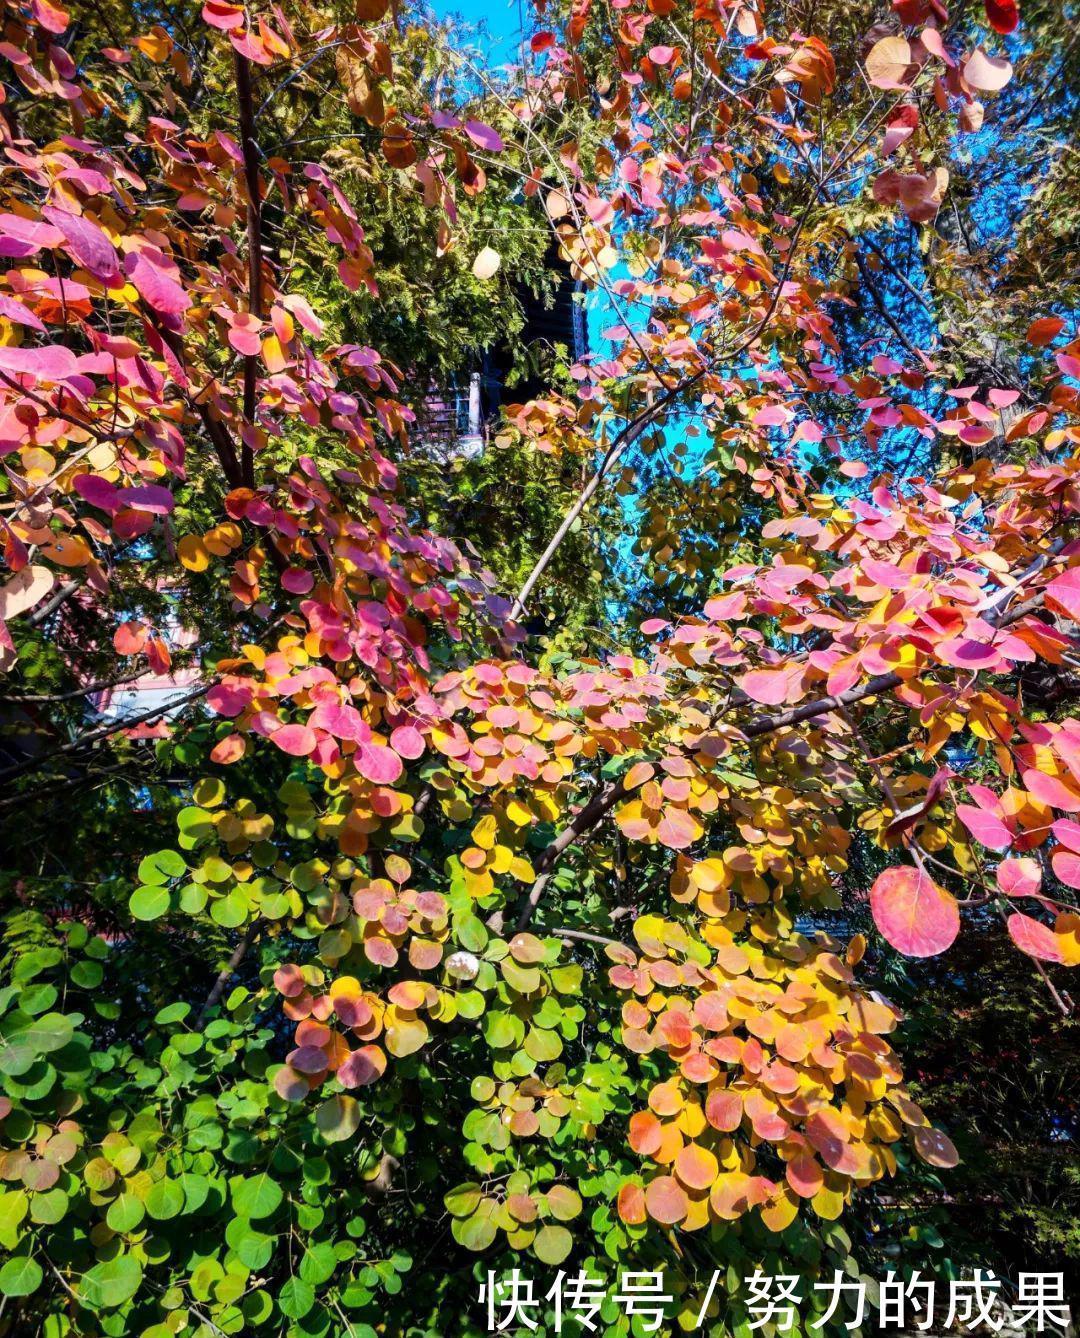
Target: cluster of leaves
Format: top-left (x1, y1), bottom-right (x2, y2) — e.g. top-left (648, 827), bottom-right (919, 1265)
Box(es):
top-left (1, 0), bottom-right (1079, 1330)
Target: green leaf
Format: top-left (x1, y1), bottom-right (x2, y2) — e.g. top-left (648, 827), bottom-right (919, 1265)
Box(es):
top-left (315, 1095), bottom-right (360, 1143)
top-left (210, 893), bottom-right (247, 928)
top-left (80, 1254), bottom-right (142, 1309)
top-left (278, 1276), bottom-right (315, 1319)
top-left (456, 915), bottom-right (489, 954)
top-left (444, 1182), bottom-right (481, 1217)
top-left (451, 1212), bottom-right (497, 1251)
top-left (484, 1011), bottom-right (519, 1049)
top-left (0, 1256), bottom-right (42, 1297)
top-left (70, 960), bottom-right (103, 990)
top-left (146, 1178), bottom-right (185, 1221)
top-left (138, 849), bottom-right (186, 885)
top-left (6, 1012), bottom-right (75, 1061)
top-left (298, 1241), bottom-right (337, 1286)
top-left (533, 1224), bottom-right (573, 1265)
top-left (232, 1173), bottom-right (283, 1220)
top-left (106, 1192), bottom-right (145, 1234)
top-left (129, 884), bottom-right (170, 921)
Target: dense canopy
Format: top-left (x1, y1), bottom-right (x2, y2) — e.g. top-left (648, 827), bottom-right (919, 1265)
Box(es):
top-left (0, 0), bottom-right (1077, 1332)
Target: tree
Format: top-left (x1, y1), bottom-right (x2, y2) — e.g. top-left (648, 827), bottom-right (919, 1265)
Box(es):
top-left (0, 0), bottom-right (1078, 1331)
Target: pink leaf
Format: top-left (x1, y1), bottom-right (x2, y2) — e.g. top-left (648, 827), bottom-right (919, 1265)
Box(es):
top-left (273, 724), bottom-right (318, 756)
top-left (73, 473), bottom-right (119, 510)
top-left (281, 567), bottom-right (314, 594)
top-left (997, 857), bottom-right (1042, 899)
top-left (738, 668), bottom-right (794, 706)
top-left (390, 724), bottom-right (425, 759)
top-left (121, 484), bottom-right (174, 515)
top-left (1023, 767), bottom-right (1080, 813)
top-left (357, 742), bottom-right (403, 784)
top-left (955, 802), bottom-right (1013, 851)
top-left (1007, 912), bottom-right (1067, 964)
top-left (962, 46), bottom-right (1012, 92)
top-left (1052, 817), bottom-right (1080, 853)
top-left (0, 295), bottom-right (44, 330)
top-left (870, 866), bottom-right (960, 957)
top-left (1043, 568), bottom-right (1080, 621)
top-left (201, 0), bottom-right (244, 28)
top-left (463, 119), bottom-right (504, 152)
top-left (656, 808), bottom-right (698, 850)
top-left (1051, 849), bottom-right (1080, 891)
top-left (338, 1046), bottom-right (384, 1087)
top-left (42, 204), bottom-right (119, 280)
top-left (207, 680), bottom-right (252, 718)
top-left (0, 344), bottom-right (78, 381)
top-left (0, 214), bottom-right (64, 258)
top-left (0, 564), bottom-right (53, 620)
top-left (125, 250), bottom-right (190, 318)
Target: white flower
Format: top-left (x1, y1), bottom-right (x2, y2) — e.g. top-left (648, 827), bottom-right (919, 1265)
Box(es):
top-left (445, 951), bottom-right (480, 981)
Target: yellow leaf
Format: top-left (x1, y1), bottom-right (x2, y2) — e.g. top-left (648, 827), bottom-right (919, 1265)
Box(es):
top-left (178, 534), bottom-right (210, 572)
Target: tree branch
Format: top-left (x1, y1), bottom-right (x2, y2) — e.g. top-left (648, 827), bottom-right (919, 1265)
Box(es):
top-left (0, 682), bottom-right (211, 786)
top-left (197, 918), bottom-right (262, 1025)
top-left (234, 50), bottom-right (264, 490)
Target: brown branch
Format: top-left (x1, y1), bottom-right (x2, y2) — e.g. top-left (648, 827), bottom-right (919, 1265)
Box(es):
top-left (551, 927), bottom-right (626, 948)
top-left (509, 775), bottom-right (631, 932)
top-left (0, 682), bottom-right (212, 786)
top-left (1, 672), bottom-right (145, 704)
top-left (28, 579), bottom-right (80, 626)
top-left (235, 50), bottom-right (263, 490)
top-left (148, 316), bottom-right (244, 488)
top-left (197, 918), bottom-right (262, 1025)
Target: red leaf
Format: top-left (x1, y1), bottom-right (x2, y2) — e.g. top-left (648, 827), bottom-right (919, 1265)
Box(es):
top-left (870, 866), bottom-right (960, 957)
top-left (1026, 315), bottom-right (1064, 346)
top-left (113, 620), bottom-right (148, 655)
top-left (984, 0), bottom-right (1018, 33)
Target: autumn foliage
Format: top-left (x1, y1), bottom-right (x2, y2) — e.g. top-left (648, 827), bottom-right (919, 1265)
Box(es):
top-left (0, 0), bottom-right (1077, 1328)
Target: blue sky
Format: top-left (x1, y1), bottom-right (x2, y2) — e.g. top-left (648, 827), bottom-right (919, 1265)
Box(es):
top-left (434, 0), bottom-right (523, 63)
